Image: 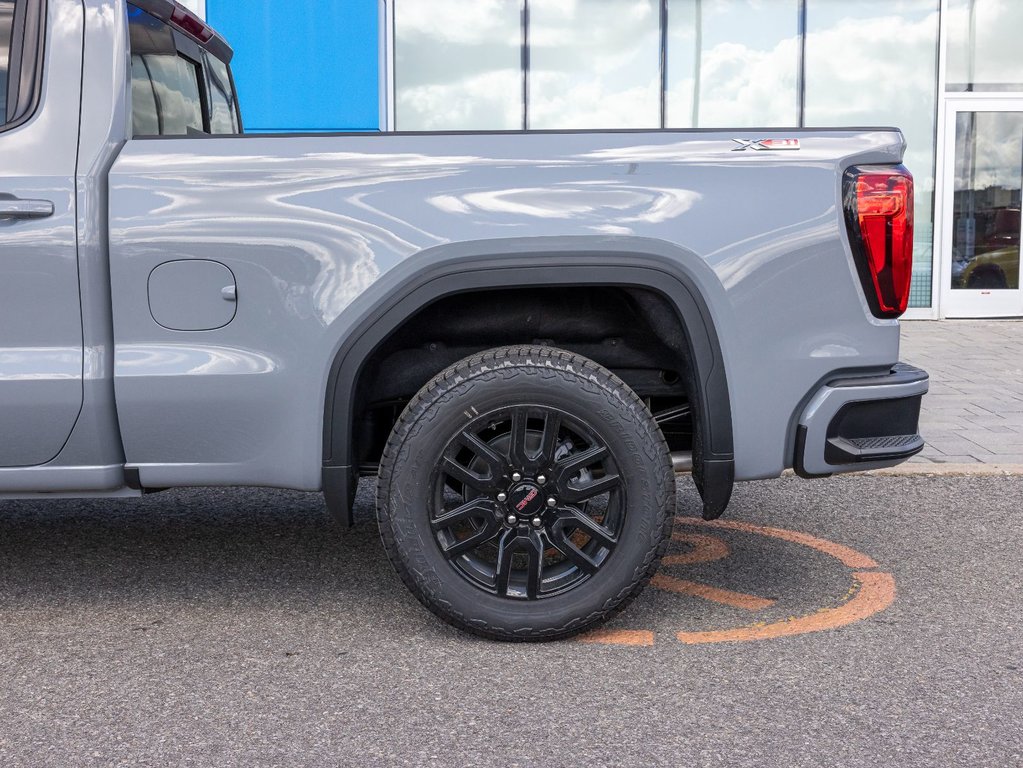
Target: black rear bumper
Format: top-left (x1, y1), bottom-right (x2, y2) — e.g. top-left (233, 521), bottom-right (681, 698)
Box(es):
top-left (796, 363), bottom-right (928, 478)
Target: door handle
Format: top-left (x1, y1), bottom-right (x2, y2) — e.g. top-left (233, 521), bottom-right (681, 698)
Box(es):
top-left (0, 198), bottom-right (55, 219)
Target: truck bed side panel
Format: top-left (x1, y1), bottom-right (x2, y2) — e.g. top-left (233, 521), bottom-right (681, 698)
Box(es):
top-left (107, 129), bottom-right (904, 489)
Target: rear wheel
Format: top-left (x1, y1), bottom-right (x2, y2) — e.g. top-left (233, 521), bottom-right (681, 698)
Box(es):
top-left (376, 345), bottom-right (675, 641)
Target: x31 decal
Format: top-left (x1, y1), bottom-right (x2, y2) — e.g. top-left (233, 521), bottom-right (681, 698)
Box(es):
top-left (731, 138), bottom-right (801, 151)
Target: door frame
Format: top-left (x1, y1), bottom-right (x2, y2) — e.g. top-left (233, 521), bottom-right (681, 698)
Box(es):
top-left (936, 94), bottom-right (1023, 318)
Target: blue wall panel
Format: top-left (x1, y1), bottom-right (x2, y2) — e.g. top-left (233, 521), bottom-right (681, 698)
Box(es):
top-left (207, 0), bottom-right (379, 132)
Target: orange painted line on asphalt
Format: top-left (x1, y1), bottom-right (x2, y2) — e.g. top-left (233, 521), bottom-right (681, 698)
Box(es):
top-left (576, 629), bottom-right (655, 647)
top-left (662, 532), bottom-right (730, 566)
top-left (650, 573), bottom-right (775, 611)
top-left (677, 516), bottom-right (879, 570)
top-left (675, 570), bottom-right (896, 645)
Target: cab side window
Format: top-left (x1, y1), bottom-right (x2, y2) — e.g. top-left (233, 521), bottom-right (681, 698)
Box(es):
top-left (0, 0), bottom-right (14, 125)
top-left (1, 0), bottom-right (54, 133)
top-left (128, 4), bottom-right (205, 136)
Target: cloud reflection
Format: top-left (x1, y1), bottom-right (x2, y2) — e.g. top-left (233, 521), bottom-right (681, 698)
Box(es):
top-left (428, 184), bottom-right (700, 223)
top-left (115, 344), bottom-right (277, 377)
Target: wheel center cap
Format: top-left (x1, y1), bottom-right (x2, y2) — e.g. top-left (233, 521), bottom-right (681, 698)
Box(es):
top-left (508, 482), bottom-right (544, 517)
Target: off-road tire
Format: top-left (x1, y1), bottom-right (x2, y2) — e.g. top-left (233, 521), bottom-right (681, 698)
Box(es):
top-left (376, 345), bottom-right (675, 641)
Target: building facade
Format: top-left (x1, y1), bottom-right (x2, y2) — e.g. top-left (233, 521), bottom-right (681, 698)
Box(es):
top-left (183, 0), bottom-right (1023, 319)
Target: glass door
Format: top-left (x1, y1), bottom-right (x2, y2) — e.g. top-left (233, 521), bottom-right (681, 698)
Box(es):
top-left (940, 98), bottom-right (1023, 317)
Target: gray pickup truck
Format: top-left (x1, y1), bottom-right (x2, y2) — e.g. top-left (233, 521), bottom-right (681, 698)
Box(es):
top-left (0, 0), bottom-right (928, 640)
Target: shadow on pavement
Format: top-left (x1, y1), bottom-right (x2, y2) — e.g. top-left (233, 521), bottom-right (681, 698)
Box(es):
top-left (0, 484), bottom-right (401, 610)
top-left (0, 480), bottom-right (861, 642)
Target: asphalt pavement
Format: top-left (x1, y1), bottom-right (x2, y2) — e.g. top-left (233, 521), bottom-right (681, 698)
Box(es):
top-left (0, 476), bottom-right (1019, 767)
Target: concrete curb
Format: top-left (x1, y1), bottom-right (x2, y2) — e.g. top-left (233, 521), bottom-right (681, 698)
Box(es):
top-left (759, 464), bottom-right (1023, 479)
top-left (866, 463), bottom-right (1023, 477)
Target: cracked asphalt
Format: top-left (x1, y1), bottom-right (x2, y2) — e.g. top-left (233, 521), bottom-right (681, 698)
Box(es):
top-left (0, 475), bottom-right (1019, 767)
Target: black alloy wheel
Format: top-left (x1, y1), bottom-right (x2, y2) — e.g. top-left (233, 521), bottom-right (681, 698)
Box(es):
top-left (376, 345), bottom-right (675, 641)
top-left (431, 405), bottom-right (624, 600)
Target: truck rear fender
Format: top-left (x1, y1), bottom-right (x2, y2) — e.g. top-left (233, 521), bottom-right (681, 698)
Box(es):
top-left (321, 237), bottom-right (735, 524)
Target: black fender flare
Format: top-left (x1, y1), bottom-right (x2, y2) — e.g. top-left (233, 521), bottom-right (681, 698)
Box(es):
top-left (321, 238), bottom-right (734, 523)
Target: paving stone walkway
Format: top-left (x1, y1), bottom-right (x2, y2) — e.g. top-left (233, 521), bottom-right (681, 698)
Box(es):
top-left (901, 320), bottom-right (1023, 464)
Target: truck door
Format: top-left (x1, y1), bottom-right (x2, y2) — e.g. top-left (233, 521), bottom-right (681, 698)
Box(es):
top-left (0, 0), bottom-right (84, 466)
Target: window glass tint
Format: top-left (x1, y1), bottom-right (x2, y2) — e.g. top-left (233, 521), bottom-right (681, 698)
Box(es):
top-left (950, 111), bottom-right (1023, 290)
top-left (529, 0), bottom-right (659, 129)
top-left (946, 0), bottom-right (1023, 92)
top-left (0, 0), bottom-right (15, 125)
top-left (804, 0), bottom-right (939, 308)
top-left (665, 0), bottom-right (798, 128)
top-left (205, 52), bottom-right (238, 134)
top-left (394, 0), bottom-right (520, 131)
top-left (127, 4), bottom-right (205, 136)
top-left (130, 57), bottom-right (160, 136)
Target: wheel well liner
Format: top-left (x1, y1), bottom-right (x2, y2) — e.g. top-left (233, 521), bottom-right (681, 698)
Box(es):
top-left (322, 249), bottom-right (734, 522)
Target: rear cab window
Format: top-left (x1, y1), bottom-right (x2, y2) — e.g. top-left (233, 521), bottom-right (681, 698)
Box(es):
top-left (204, 50), bottom-right (239, 134)
top-left (127, 1), bottom-right (241, 137)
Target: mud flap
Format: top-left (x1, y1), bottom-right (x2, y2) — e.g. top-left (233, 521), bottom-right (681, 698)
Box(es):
top-left (323, 465), bottom-right (357, 527)
top-left (694, 457), bottom-right (734, 520)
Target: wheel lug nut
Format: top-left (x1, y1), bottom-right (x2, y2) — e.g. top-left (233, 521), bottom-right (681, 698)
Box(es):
top-left (531, 517), bottom-right (542, 528)
top-left (537, 475), bottom-right (546, 485)
top-left (547, 497), bottom-right (557, 508)
top-left (497, 492), bottom-right (507, 502)
top-left (506, 514), bottom-right (518, 525)
top-left (511, 472), bottom-right (522, 482)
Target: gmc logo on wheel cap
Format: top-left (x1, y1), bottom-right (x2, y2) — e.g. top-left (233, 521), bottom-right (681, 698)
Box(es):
top-left (515, 488), bottom-right (538, 512)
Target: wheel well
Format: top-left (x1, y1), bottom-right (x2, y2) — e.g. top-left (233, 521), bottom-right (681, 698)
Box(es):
top-left (322, 256), bottom-right (735, 525)
top-left (348, 286), bottom-right (696, 472)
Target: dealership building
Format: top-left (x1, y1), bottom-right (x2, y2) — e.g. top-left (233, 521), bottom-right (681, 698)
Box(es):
top-left (179, 0), bottom-right (1023, 319)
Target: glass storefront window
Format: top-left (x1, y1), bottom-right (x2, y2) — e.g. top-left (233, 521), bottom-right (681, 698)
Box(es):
top-left (528, 0), bottom-right (660, 129)
top-left (394, 0), bottom-right (522, 131)
top-left (950, 111), bottom-right (1022, 291)
top-left (804, 1), bottom-right (939, 308)
top-left (665, 0), bottom-right (799, 128)
top-left (946, 0), bottom-right (1023, 92)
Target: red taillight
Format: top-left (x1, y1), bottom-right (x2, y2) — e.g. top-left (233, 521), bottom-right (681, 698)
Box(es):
top-left (844, 165), bottom-right (914, 318)
top-left (171, 7), bottom-right (214, 42)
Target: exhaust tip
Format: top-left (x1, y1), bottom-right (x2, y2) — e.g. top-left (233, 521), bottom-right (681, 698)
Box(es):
top-left (671, 451), bottom-right (693, 473)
